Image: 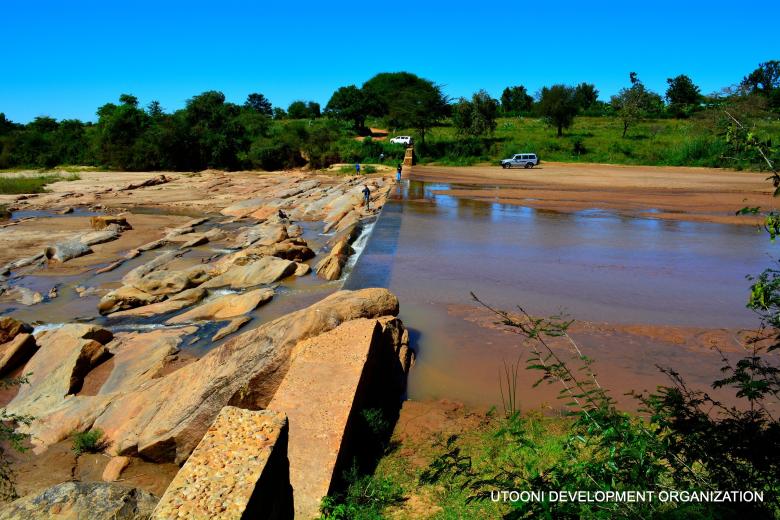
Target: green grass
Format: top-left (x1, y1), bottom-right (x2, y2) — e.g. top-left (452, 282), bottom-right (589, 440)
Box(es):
top-left (389, 115), bottom-right (780, 168)
top-left (0, 173), bottom-right (80, 194)
top-left (321, 410), bottom-right (573, 519)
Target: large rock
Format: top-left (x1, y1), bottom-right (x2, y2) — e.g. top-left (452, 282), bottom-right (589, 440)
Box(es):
top-left (201, 256), bottom-right (296, 289)
top-left (0, 316), bottom-right (32, 344)
top-left (6, 324), bottom-right (113, 420)
top-left (108, 288), bottom-right (207, 318)
top-left (92, 288), bottom-right (399, 463)
top-left (0, 482), bottom-right (157, 520)
top-left (98, 285), bottom-right (163, 315)
top-left (0, 333), bottom-right (37, 375)
top-left (44, 240), bottom-right (92, 262)
top-left (315, 254), bottom-right (347, 281)
top-left (166, 288), bottom-right (274, 323)
top-left (151, 408), bottom-right (292, 520)
top-left (131, 265), bottom-right (212, 296)
top-left (91, 215), bottom-right (132, 231)
top-left (16, 327), bottom-right (196, 452)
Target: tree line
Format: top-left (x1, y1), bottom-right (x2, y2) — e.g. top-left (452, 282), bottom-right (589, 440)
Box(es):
top-left (0, 62), bottom-right (778, 171)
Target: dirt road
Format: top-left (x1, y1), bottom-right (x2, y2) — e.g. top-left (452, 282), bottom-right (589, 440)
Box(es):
top-left (411, 162), bottom-right (774, 224)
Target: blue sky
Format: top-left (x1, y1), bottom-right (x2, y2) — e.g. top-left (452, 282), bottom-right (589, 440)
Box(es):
top-left (3, 0), bottom-right (779, 123)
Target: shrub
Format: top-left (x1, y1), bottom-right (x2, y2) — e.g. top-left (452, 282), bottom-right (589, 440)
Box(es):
top-left (320, 466), bottom-right (404, 520)
top-left (71, 429), bottom-right (107, 455)
top-left (0, 174), bottom-right (79, 194)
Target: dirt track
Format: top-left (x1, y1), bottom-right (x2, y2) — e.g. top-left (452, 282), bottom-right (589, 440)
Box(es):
top-left (411, 162), bottom-right (775, 224)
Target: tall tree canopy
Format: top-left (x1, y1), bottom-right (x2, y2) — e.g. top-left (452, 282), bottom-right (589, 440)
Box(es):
top-left (324, 85), bottom-right (376, 130)
top-left (501, 85), bottom-right (534, 114)
top-left (244, 93), bottom-right (273, 116)
top-left (665, 75), bottom-right (701, 117)
top-left (537, 84), bottom-right (579, 137)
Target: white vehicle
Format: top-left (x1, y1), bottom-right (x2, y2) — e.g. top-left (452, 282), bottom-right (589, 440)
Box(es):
top-left (500, 153), bottom-right (539, 169)
top-left (389, 135), bottom-right (413, 145)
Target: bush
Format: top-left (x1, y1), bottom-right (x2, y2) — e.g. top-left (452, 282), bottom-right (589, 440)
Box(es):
top-left (71, 429), bottom-right (107, 455)
top-left (320, 466), bottom-right (404, 520)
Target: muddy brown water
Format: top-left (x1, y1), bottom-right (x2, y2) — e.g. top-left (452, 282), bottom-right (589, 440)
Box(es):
top-left (345, 180), bottom-right (779, 412)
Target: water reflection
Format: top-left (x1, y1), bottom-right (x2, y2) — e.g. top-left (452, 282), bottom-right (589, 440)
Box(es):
top-left (345, 179), bottom-right (776, 407)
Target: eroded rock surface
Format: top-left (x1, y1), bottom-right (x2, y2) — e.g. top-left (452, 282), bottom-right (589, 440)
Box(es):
top-left (0, 482), bottom-right (158, 520)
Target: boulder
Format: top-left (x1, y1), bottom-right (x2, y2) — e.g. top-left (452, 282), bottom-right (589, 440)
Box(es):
top-left (45, 240), bottom-right (92, 262)
top-left (0, 482), bottom-right (158, 520)
top-left (102, 456), bottom-right (131, 482)
top-left (294, 262), bottom-right (311, 276)
top-left (166, 288), bottom-right (274, 324)
top-left (202, 256), bottom-right (296, 289)
top-left (91, 215), bottom-right (132, 231)
top-left (0, 316), bottom-right (32, 344)
top-left (108, 288), bottom-right (207, 318)
top-left (0, 333), bottom-right (37, 375)
top-left (92, 288), bottom-right (399, 463)
top-left (131, 265), bottom-right (212, 296)
top-left (98, 286), bottom-right (163, 315)
top-left (7, 324), bottom-right (113, 418)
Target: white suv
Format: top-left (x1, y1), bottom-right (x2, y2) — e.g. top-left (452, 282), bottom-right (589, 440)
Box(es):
top-left (389, 136), bottom-right (413, 145)
top-left (500, 153), bottom-right (539, 169)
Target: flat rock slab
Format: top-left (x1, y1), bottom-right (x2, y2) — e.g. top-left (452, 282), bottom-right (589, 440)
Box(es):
top-left (201, 256), bottom-right (296, 289)
top-left (266, 318), bottom-right (383, 519)
top-left (152, 407), bottom-right (291, 520)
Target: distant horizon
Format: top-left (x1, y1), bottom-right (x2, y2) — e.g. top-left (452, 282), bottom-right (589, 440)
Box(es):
top-left (3, 0), bottom-right (779, 123)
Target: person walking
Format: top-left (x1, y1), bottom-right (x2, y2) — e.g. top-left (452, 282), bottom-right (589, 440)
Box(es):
top-left (396, 164), bottom-right (402, 183)
top-left (362, 184), bottom-right (371, 209)
top-left (379, 152), bottom-right (385, 162)
top-left (355, 163), bottom-right (361, 175)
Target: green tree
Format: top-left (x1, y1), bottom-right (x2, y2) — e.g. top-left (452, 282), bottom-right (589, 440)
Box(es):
top-left (390, 81), bottom-right (449, 144)
top-left (146, 100), bottom-right (164, 119)
top-left (272, 107), bottom-right (287, 120)
top-left (183, 90), bottom-right (244, 170)
top-left (536, 84), bottom-right (579, 137)
top-left (452, 90), bottom-right (499, 137)
top-left (573, 82), bottom-right (599, 110)
top-left (244, 93), bottom-right (273, 116)
top-left (666, 75), bottom-right (702, 117)
top-left (94, 96), bottom-right (150, 169)
top-left (325, 85), bottom-right (375, 131)
top-left (287, 100), bottom-right (321, 119)
top-left (611, 72), bottom-right (656, 137)
top-left (500, 85), bottom-right (533, 114)
top-left (741, 61), bottom-right (780, 109)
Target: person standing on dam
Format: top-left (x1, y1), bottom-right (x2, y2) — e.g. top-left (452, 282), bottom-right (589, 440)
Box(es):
top-left (362, 184), bottom-right (371, 209)
top-left (355, 162), bottom-right (361, 175)
top-left (396, 164), bottom-right (402, 183)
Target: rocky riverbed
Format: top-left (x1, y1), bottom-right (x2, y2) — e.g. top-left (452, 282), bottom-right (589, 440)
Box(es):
top-left (0, 169), bottom-right (406, 517)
